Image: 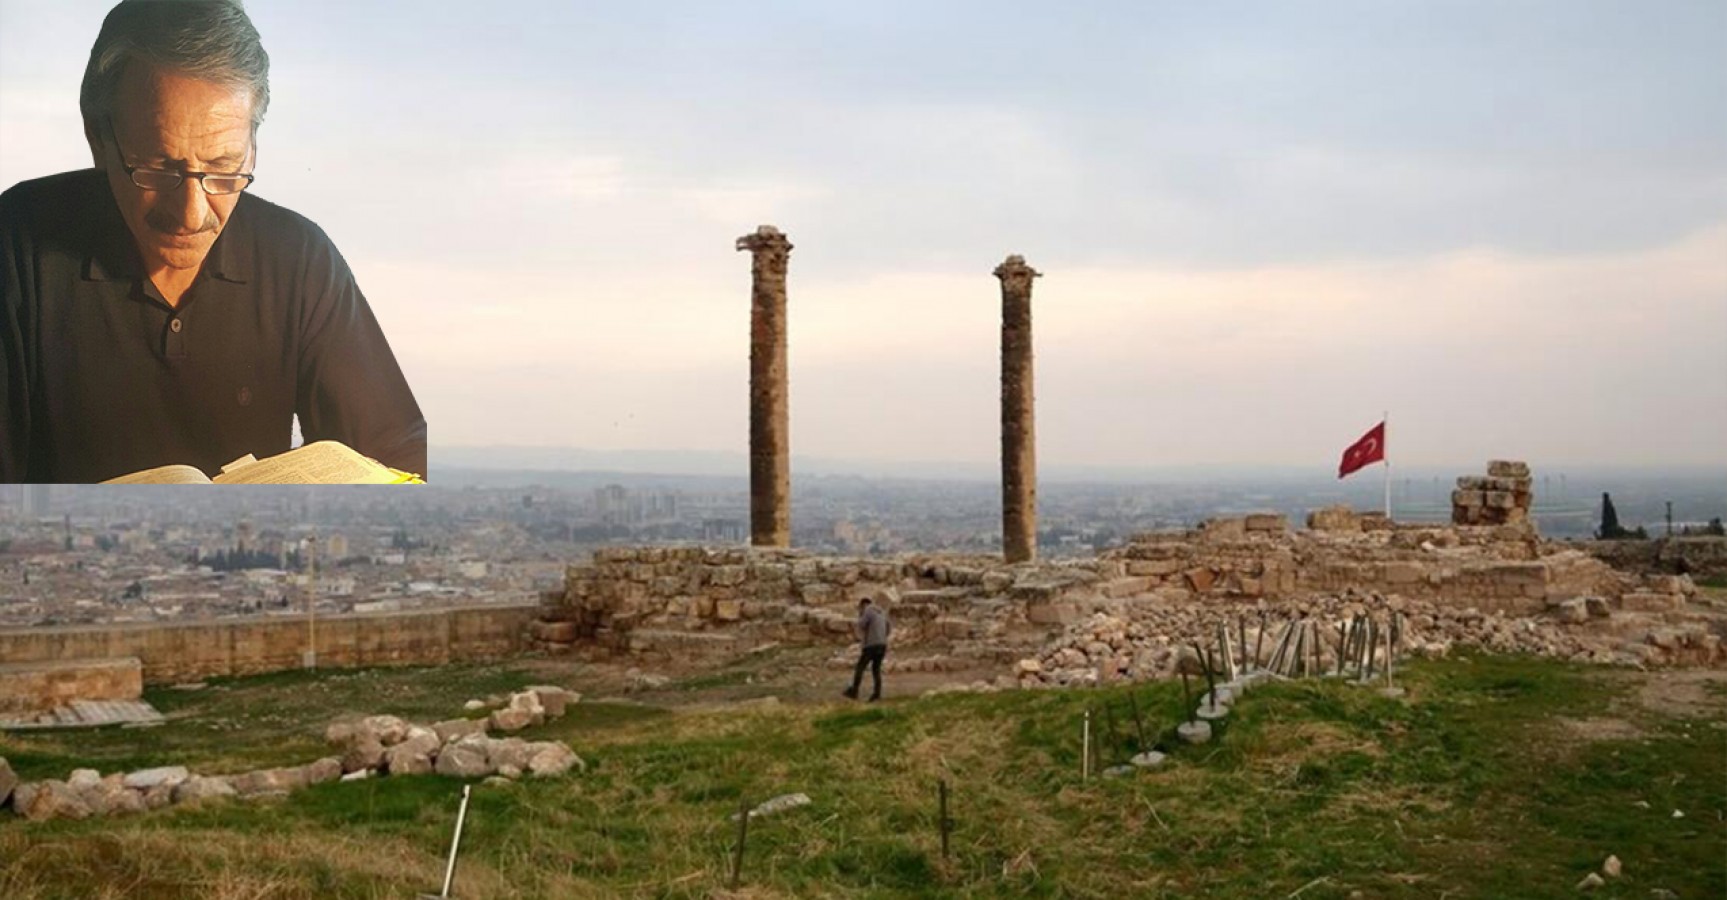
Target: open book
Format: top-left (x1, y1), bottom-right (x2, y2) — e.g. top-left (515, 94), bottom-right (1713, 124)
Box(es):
top-left (102, 441), bottom-right (424, 485)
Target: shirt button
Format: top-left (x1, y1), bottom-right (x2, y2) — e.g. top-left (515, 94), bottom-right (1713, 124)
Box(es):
top-left (169, 318), bottom-right (183, 333)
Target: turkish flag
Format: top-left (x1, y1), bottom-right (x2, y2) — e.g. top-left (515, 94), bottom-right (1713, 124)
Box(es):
top-left (1338, 421), bottom-right (1386, 479)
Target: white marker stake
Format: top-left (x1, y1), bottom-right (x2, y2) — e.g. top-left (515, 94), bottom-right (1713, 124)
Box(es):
top-left (1082, 711), bottom-right (1092, 782)
top-left (440, 785), bottom-right (472, 898)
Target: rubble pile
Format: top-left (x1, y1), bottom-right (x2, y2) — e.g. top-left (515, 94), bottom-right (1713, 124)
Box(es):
top-left (2, 686), bottom-right (584, 823)
top-left (1013, 572), bottom-right (1714, 687)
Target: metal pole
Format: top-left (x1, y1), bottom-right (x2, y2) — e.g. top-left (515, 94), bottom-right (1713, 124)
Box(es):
top-left (1382, 411), bottom-right (1391, 520)
top-left (304, 533), bottom-right (318, 670)
top-left (1127, 690), bottom-right (1148, 748)
top-left (438, 784), bottom-right (471, 898)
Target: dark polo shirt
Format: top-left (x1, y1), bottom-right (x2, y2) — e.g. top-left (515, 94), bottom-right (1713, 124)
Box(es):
top-left (1, 169), bottom-right (426, 483)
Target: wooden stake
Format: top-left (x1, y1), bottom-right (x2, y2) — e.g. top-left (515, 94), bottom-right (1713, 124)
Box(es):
top-left (938, 779), bottom-right (951, 860)
top-left (731, 797), bottom-right (750, 889)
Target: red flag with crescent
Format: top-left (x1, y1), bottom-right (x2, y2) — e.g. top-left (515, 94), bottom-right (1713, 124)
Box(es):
top-left (1338, 421), bottom-right (1386, 479)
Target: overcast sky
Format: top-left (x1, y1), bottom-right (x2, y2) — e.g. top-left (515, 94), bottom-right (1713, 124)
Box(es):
top-left (3, 1), bottom-right (1723, 472)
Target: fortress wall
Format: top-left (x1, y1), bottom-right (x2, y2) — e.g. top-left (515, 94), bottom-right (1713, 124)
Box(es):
top-left (0, 603), bottom-right (538, 685)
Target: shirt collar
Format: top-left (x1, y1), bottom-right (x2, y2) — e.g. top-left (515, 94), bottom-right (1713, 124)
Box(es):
top-left (82, 175), bottom-right (252, 285)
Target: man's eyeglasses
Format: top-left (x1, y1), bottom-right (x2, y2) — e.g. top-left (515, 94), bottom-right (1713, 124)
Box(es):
top-left (106, 118), bottom-right (255, 196)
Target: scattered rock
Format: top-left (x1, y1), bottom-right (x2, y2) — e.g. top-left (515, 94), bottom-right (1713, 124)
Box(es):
top-left (482, 776), bottom-right (514, 788)
top-left (497, 764), bottom-right (522, 779)
top-left (433, 743), bottom-right (493, 779)
top-left (85, 783), bottom-right (146, 817)
top-left (463, 699), bottom-right (487, 711)
top-left (341, 736), bottom-right (386, 774)
top-left (383, 745), bottom-right (434, 776)
top-left (526, 743), bottom-right (583, 778)
top-left (67, 768), bottom-right (102, 791)
top-left (1602, 855), bottom-right (1621, 878)
top-left (1576, 872), bottom-right (1605, 890)
top-left (304, 757), bottom-right (343, 786)
top-left (433, 718), bottom-right (487, 744)
top-left (141, 784), bottom-right (175, 810)
top-left (1101, 765), bottom-right (1135, 778)
top-left (171, 776), bottom-right (236, 805)
top-left (360, 715), bottom-right (410, 746)
top-left (526, 685), bottom-right (577, 718)
top-left (122, 766), bottom-right (190, 791)
top-left (13, 781), bottom-right (92, 821)
top-left (490, 708), bottom-right (534, 733)
top-left (339, 770), bottom-right (372, 783)
top-left (733, 792), bottom-right (812, 821)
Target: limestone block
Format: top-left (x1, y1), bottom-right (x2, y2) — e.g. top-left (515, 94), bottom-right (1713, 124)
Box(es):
top-left (714, 599), bottom-right (743, 621)
top-left (526, 742), bottom-right (583, 777)
top-left (1199, 518), bottom-right (1246, 542)
top-left (1126, 559), bottom-right (1184, 578)
top-left (1484, 491), bottom-right (1514, 510)
top-left (341, 736), bottom-right (386, 773)
top-left (15, 781), bottom-right (93, 821)
top-left (1244, 513), bottom-right (1288, 533)
top-left (1452, 489), bottom-right (1485, 508)
top-left (1026, 603), bottom-right (1080, 625)
top-left (304, 758), bottom-right (343, 785)
top-left (121, 766), bottom-right (189, 791)
top-left (1184, 567), bottom-right (1216, 593)
top-left (1382, 562), bottom-right (1423, 584)
top-left (1307, 506), bottom-right (1361, 532)
top-left (434, 743), bottom-right (493, 778)
top-left (384, 745), bottom-right (434, 775)
top-left (711, 566), bottom-right (748, 587)
top-left (526, 685), bottom-right (575, 719)
top-left (1456, 476), bottom-right (1489, 491)
top-left (1487, 460), bottom-right (1530, 478)
top-left (171, 776), bottom-right (236, 805)
top-left (1620, 592), bottom-right (1683, 613)
top-left (1101, 577), bottom-right (1153, 599)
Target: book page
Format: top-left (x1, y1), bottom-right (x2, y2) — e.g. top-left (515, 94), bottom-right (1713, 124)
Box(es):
top-left (101, 465), bottom-right (214, 485)
top-left (211, 441), bottom-right (400, 485)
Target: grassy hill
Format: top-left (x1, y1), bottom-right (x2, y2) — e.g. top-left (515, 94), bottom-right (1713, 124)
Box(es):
top-left (2, 653), bottom-right (1722, 899)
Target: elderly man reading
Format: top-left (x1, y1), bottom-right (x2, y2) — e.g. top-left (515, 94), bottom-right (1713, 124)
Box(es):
top-left (0, 0), bottom-right (426, 484)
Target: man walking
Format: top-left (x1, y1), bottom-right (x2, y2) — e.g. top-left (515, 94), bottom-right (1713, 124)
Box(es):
top-left (843, 596), bottom-right (891, 702)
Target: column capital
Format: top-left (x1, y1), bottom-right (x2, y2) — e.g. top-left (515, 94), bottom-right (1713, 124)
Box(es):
top-left (736, 225), bottom-right (794, 255)
top-left (993, 254), bottom-right (1041, 289)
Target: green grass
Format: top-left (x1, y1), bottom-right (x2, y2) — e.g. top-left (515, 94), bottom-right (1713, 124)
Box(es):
top-left (2, 654), bottom-right (1723, 899)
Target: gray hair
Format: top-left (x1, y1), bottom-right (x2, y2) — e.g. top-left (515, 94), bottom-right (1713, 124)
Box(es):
top-left (80, 0), bottom-right (270, 138)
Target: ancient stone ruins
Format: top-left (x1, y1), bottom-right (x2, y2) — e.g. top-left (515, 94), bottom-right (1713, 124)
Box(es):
top-left (530, 460), bottom-right (1720, 689)
top-left (2, 686), bottom-right (582, 822)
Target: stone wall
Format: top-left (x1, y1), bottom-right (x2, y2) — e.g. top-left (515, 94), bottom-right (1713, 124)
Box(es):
top-left (1579, 536), bottom-right (1727, 578)
top-left (0, 604), bottom-right (538, 685)
top-left (1452, 460), bottom-right (1534, 526)
top-left (0, 658), bottom-right (142, 715)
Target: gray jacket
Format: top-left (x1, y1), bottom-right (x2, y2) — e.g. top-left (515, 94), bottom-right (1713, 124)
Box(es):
top-left (857, 605), bottom-right (891, 647)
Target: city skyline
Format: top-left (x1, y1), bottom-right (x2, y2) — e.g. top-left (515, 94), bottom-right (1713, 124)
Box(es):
top-left (3, 1), bottom-right (1723, 470)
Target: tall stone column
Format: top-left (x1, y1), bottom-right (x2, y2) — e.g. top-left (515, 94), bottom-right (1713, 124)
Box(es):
top-left (736, 225), bottom-right (793, 548)
top-left (996, 254), bottom-right (1040, 563)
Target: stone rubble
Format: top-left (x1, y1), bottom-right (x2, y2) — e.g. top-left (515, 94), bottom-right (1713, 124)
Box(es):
top-left (731, 791), bottom-right (812, 821)
top-left (2, 686), bottom-right (586, 823)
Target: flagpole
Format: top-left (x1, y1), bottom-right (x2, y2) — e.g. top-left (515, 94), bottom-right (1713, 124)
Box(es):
top-left (1382, 410), bottom-right (1391, 520)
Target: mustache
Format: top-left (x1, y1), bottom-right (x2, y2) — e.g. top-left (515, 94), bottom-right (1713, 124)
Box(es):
top-left (145, 207), bottom-right (219, 237)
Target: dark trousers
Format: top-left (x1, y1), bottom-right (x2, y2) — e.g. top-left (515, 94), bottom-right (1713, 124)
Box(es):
top-left (849, 644), bottom-right (887, 698)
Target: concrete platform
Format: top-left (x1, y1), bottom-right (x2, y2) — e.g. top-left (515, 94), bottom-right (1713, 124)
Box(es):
top-left (0, 698), bottom-right (165, 730)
